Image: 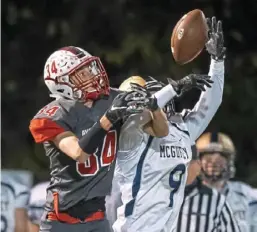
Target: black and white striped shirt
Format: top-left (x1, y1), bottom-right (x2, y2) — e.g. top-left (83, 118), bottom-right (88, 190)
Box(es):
top-left (176, 178), bottom-right (240, 232)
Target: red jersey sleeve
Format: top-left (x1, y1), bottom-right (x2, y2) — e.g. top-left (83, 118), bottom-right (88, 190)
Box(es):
top-left (29, 118), bottom-right (66, 143)
top-left (29, 100), bottom-right (75, 143)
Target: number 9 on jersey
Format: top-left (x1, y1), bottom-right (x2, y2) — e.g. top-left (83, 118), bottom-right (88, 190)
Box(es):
top-left (169, 164), bottom-right (186, 208)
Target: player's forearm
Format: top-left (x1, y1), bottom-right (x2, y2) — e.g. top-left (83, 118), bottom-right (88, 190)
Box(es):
top-left (100, 115), bottom-right (113, 131)
top-left (154, 84), bottom-right (177, 108)
top-left (78, 119), bottom-right (115, 161)
top-left (54, 118), bottom-right (112, 163)
top-left (194, 59), bottom-right (224, 113)
top-left (151, 109), bottom-right (169, 137)
top-left (78, 116), bottom-right (112, 160)
top-left (143, 109), bottom-right (169, 137)
top-left (54, 133), bottom-right (90, 162)
top-left (186, 59), bottom-right (224, 141)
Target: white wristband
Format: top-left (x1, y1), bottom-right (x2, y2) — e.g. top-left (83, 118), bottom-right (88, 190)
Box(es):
top-left (210, 58), bottom-right (224, 70)
top-left (154, 84), bottom-right (177, 108)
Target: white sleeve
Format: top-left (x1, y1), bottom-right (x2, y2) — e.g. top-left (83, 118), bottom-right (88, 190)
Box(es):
top-left (183, 59), bottom-right (224, 141)
top-left (119, 112), bottom-right (148, 152)
top-left (106, 176), bottom-right (122, 231)
top-left (154, 84), bottom-right (177, 108)
top-left (248, 188), bottom-right (257, 232)
top-left (249, 201), bottom-right (257, 232)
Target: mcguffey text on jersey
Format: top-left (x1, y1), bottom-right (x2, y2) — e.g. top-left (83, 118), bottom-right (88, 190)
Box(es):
top-left (160, 145), bottom-right (189, 159)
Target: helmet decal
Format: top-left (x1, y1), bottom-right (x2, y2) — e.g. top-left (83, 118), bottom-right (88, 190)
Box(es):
top-left (43, 46), bottom-right (110, 101)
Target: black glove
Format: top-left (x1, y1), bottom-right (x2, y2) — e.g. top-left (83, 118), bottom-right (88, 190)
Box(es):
top-left (105, 91), bottom-right (145, 125)
top-left (168, 74), bottom-right (214, 97)
top-left (145, 76), bottom-right (175, 117)
top-left (145, 76), bottom-right (165, 92)
top-left (130, 83), bottom-right (159, 112)
top-left (205, 17), bottom-right (226, 61)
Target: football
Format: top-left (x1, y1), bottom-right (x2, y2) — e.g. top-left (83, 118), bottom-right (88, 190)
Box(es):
top-left (171, 9), bottom-right (209, 65)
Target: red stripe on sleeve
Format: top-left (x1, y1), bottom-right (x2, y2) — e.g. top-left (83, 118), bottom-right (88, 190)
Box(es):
top-left (29, 118), bottom-right (66, 143)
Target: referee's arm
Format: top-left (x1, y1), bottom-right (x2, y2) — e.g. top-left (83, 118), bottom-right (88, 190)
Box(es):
top-left (218, 201), bottom-right (241, 232)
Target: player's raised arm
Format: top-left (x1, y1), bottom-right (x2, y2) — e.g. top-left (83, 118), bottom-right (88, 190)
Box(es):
top-left (125, 75), bottom-right (213, 138)
top-left (153, 74), bottom-right (213, 112)
top-left (29, 91), bottom-right (145, 163)
top-left (119, 76), bottom-right (169, 137)
top-left (76, 91), bottom-right (146, 161)
top-left (29, 101), bottom-right (89, 162)
top-left (129, 82), bottom-right (169, 137)
top-left (182, 17), bottom-right (226, 141)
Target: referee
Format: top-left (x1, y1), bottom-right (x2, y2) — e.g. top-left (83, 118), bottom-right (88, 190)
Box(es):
top-left (175, 148), bottom-right (240, 232)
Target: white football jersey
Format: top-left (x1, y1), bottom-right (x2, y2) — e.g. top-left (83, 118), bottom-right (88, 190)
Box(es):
top-left (113, 118), bottom-right (192, 232)
top-left (106, 175), bottom-right (123, 232)
top-left (249, 188), bottom-right (257, 232)
top-left (223, 181), bottom-right (257, 232)
top-left (111, 60), bottom-right (225, 232)
top-left (28, 181), bottom-right (49, 225)
top-left (1, 170), bottom-right (32, 232)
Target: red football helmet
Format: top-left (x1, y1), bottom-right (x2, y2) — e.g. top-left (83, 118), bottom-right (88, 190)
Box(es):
top-left (43, 46), bottom-right (110, 101)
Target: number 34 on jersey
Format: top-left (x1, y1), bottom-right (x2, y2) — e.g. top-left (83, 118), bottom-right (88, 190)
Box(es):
top-left (76, 130), bottom-right (117, 177)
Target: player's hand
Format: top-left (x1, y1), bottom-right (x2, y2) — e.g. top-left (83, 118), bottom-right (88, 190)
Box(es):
top-left (130, 82), bottom-right (159, 112)
top-left (105, 91), bottom-right (146, 125)
top-left (205, 17), bottom-right (226, 61)
top-left (145, 76), bottom-right (176, 117)
top-left (145, 76), bottom-right (165, 92)
top-left (168, 74), bottom-right (213, 97)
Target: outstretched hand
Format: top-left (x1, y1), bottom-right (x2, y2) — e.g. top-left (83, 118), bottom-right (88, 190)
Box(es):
top-left (168, 74), bottom-right (214, 97)
top-left (205, 16), bottom-right (226, 61)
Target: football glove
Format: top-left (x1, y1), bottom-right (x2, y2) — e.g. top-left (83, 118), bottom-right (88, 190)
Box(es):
top-left (105, 91), bottom-right (145, 125)
top-left (205, 17), bottom-right (226, 61)
top-left (168, 74), bottom-right (213, 97)
top-left (145, 76), bottom-right (175, 117)
top-left (130, 82), bottom-right (159, 111)
top-left (145, 76), bottom-right (165, 92)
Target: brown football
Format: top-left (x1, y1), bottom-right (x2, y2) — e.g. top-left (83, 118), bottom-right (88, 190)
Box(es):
top-left (171, 9), bottom-right (208, 65)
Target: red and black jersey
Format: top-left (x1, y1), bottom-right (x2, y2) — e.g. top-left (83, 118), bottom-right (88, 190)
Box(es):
top-left (29, 89), bottom-right (121, 213)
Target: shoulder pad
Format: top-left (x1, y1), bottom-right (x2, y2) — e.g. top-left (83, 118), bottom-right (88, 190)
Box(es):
top-left (30, 99), bottom-right (78, 143)
top-left (34, 99), bottom-right (76, 120)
